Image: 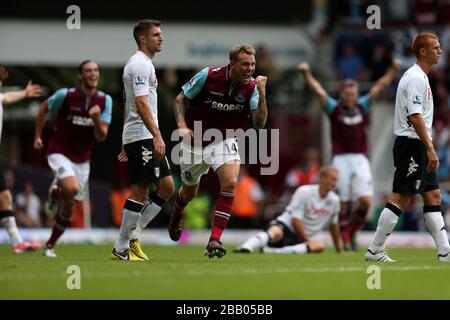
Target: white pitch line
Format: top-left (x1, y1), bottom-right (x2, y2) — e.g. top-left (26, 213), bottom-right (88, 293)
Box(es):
top-left (0, 265), bottom-right (449, 282)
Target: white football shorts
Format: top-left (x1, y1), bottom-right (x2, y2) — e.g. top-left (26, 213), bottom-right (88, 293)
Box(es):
top-left (47, 153), bottom-right (90, 201)
top-left (180, 138), bottom-right (241, 186)
top-left (332, 153), bottom-right (373, 202)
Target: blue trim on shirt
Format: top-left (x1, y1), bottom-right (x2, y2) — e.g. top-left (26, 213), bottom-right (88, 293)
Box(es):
top-left (325, 96), bottom-right (338, 115)
top-left (182, 67), bottom-right (209, 99)
top-left (358, 94), bottom-right (371, 113)
top-left (250, 86), bottom-right (259, 111)
top-left (100, 95), bottom-right (112, 124)
top-left (48, 88), bottom-right (68, 111)
top-left (326, 94), bottom-right (372, 114)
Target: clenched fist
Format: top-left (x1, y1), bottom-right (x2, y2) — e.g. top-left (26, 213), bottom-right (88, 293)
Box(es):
top-left (392, 58), bottom-right (402, 71)
top-left (255, 76), bottom-right (267, 92)
top-left (89, 105), bottom-right (101, 119)
top-left (33, 137), bottom-right (44, 150)
top-left (297, 62), bottom-right (310, 74)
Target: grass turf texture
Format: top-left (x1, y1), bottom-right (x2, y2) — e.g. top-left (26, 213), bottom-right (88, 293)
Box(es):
top-left (1, 244), bottom-right (449, 299)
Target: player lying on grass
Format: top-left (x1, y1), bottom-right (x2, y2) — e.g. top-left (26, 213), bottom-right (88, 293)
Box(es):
top-left (235, 166), bottom-right (343, 254)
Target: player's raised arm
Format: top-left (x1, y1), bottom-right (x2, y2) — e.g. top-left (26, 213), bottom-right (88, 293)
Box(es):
top-left (368, 58), bottom-right (402, 100)
top-left (297, 62), bottom-right (329, 108)
top-left (2, 80), bottom-right (42, 105)
top-left (252, 76), bottom-right (268, 129)
top-left (33, 100), bottom-right (49, 150)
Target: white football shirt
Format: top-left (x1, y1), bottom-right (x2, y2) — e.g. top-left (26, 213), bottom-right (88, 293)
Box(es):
top-left (276, 184), bottom-right (340, 239)
top-left (122, 50), bottom-right (159, 144)
top-left (394, 64), bottom-right (434, 139)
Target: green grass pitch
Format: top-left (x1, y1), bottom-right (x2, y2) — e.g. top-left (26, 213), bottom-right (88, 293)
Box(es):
top-left (1, 244), bottom-right (449, 299)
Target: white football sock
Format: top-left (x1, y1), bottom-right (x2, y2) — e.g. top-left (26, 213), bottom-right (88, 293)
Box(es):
top-left (424, 211), bottom-right (450, 256)
top-left (115, 200), bottom-right (142, 252)
top-left (133, 200), bottom-right (162, 239)
top-left (1, 216), bottom-right (23, 245)
top-left (241, 231), bottom-right (269, 251)
top-left (368, 205), bottom-right (399, 253)
top-left (264, 243), bottom-right (308, 254)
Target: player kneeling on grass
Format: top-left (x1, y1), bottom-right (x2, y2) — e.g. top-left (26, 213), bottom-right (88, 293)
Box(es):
top-left (235, 166), bottom-right (343, 254)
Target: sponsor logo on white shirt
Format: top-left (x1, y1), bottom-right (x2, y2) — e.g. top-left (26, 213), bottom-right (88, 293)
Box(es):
top-left (134, 76), bottom-right (147, 86)
top-left (412, 95), bottom-right (422, 105)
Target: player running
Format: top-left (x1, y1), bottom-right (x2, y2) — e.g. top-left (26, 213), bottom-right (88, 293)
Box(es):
top-left (34, 60), bottom-right (112, 258)
top-left (168, 44), bottom-right (268, 258)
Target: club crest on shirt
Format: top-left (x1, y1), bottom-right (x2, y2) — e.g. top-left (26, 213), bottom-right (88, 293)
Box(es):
top-left (235, 92), bottom-right (245, 103)
top-left (412, 95), bottom-right (422, 105)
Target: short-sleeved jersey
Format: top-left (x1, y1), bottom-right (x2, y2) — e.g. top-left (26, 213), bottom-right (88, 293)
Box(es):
top-left (394, 64), bottom-right (433, 139)
top-left (276, 184), bottom-right (340, 239)
top-left (122, 51), bottom-right (158, 145)
top-left (325, 95), bottom-right (371, 155)
top-left (0, 94), bottom-right (4, 145)
top-left (182, 66), bottom-right (259, 144)
top-left (47, 86), bottom-right (112, 163)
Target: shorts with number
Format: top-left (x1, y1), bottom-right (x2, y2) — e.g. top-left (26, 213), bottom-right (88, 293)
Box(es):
top-left (47, 153), bottom-right (90, 201)
top-left (392, 136), bottom-right (439, 194)
top-left (332, 153), bottom-right (373, 202)
top-left (180, 138), bottom-right (240, 186)
top-left (124, 139), bottom-right (171, 185)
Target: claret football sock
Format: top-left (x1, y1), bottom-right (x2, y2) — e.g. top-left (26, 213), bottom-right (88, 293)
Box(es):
top-left (209, 191), bottom-right (233, 241)
top-left (46, 213), bottom-right (71, 248)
